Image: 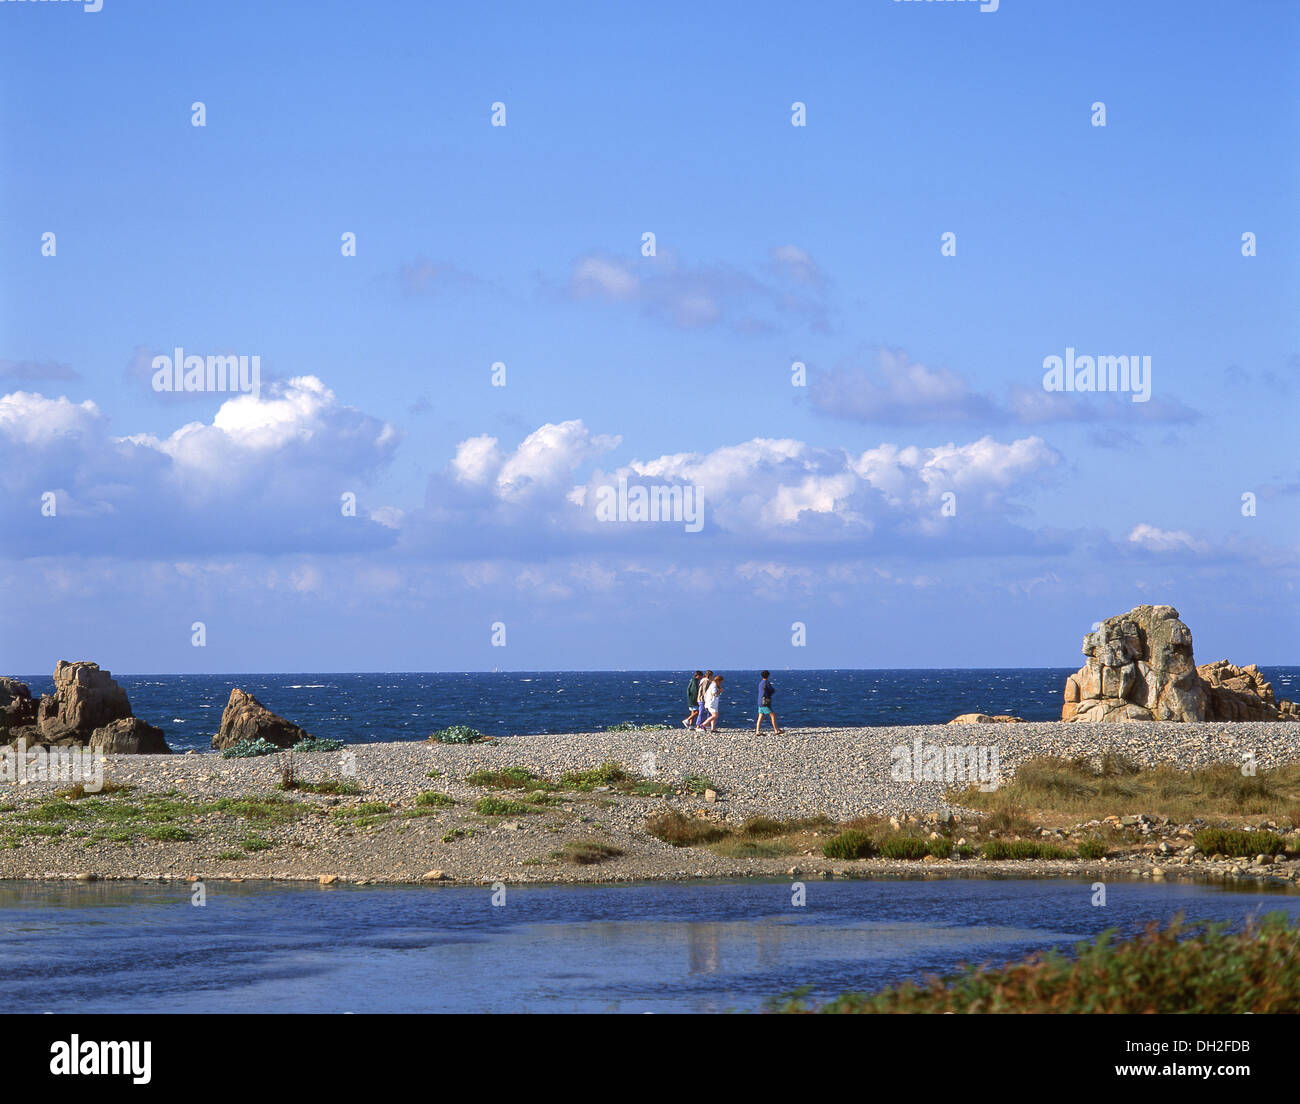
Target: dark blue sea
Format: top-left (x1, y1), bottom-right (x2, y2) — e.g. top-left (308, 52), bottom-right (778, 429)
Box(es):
top-left (15, 668), bottom-right (1300, 754)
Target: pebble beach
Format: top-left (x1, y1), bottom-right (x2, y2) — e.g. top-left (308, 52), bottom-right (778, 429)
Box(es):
top-left (1, 720), bottom-right (1298, 887)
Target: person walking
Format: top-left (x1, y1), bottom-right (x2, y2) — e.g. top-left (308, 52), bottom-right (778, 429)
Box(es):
top-left (700, 675), bottom-right (723, 731)
top-left (695, 671), bottom-right (713, 728)
top-left (755, 670), bottom-right (781, 735)
top-left (682, 670), bottom-right (703, 728)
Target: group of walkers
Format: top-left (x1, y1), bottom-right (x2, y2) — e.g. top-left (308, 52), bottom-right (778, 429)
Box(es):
top-left (682, 670), bottom-right (781, 734)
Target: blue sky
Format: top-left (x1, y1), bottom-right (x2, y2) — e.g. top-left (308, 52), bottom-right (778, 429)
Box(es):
top-left (1, 0), bottom-right (1296, 673)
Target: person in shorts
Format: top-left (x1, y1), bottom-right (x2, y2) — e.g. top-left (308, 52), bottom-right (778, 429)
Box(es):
top-left (755, 670), bottom-right (781, 734)
top-left (682, 670), bottom-right (703, 728)
top-left (701, 675), bottom-right (723, 731)
top-left (695, 671), bottom-right (713, 728)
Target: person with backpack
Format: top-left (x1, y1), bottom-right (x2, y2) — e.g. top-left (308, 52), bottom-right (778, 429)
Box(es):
top-left (682, 670), bottom-right (703, 728)
top-left (755, 670), bottom-right (781, 735)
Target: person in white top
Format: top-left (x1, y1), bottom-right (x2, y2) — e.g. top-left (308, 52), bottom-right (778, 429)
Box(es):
top-left (700, 676), bottom-right (723, 731)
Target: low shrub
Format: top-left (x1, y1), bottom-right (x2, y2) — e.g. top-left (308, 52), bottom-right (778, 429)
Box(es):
top-left (821, 829), bottom-right (874, 860)
top-left (645, 810), bottom-right (728, 847)
top-left (982, 840), bottom-right (1076, 861)
top-left (771, 914), bottom-right (1300, 1014)
top-left (1078, 838), bottom-right (1107, 860)
top-left (416, 791), bottom-right (456, 808)
top-left (878, 836), bottom-right (931, 860)
top-left (1193, 827), bottom-right (1287, 858)
top-left (559, 839), bottom-right (625, 865)
top-left (465, 767), bottom-right (556, 792)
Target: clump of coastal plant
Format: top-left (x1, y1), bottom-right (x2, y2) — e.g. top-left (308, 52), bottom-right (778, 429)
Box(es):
top-left (428, 725), bottom-right (488, 744)
top-left (981, 839), bottom-right (1076, 861)
top-left (465, 766), bottom-right (558, 793)
top-left (645, 809), bottom-right (729, 847)
top-left (293, 736), bottom-right (345, 753)
top-left (769, 914), bottom-right (1300, 1014)
top-left (555, 839), bottom-right (625, 865)
top-left (221, 738), bottom-right (283, 759)
top-left (474, 796), bottom-right (540, 817)
top-left (1077, 838), bottom-right (1107, 860)
top-left (605, 722), bottom-right (671, 732)
top-left (821, 829), bottom-right (874, 860)
top-left (1193, 827), bottom-right (1288, 858)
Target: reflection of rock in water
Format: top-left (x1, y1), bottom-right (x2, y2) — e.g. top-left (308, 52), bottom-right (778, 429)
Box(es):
top-left (755, 923), bottom-right (786, 967)
top-left (687, 923), bottom-right (720, 975)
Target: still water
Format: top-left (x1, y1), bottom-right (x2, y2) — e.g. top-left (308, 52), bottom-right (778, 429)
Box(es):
top-left (1, 877), bottom-right (1295, 1013)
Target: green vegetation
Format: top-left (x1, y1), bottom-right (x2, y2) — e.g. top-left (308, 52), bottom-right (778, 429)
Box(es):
top-left (605, 722), bottom-right (671, 732)
top-left (1193, 827), bottom-right (1288, 858)
top-left (330, 802), bottom-right (391, 828)
top-left (1077, 839), bottom-right (1107, 860)
top-left (220, 738), bottom-right (285, 759)
top-left (951, 755), bottom-right (1300, 824)
top-left (428, 725), bottom-right (487, 744)
top-left (645, 809), bottom-right (729, 847)
top-left (474, 796), bottom-right (539, 817)
top-left (292, 737), bottom-right (345, 753)
top-left (465, 766), bottom-right (558, 793)
top-left (415, 791), bottom-right (456, 808)
top-left (281, 776), bottom-right (362, 795)
top-left (981, 840), bottom-right (1076, 861)
top-left (442, 827), bottom-right (473, 843)
top-left (53, 782), bottom-right (132, 800)
top-left (771, 914), bottom-right (1300, 1013)
top-left (556, 839), bottom-right (625, 865)
top-left (821, 829), bottom-right (874, 860)
top-left (0, 788), bottom-right (311, 848)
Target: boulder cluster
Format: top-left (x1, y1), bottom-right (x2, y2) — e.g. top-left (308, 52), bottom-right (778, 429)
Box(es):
top-left (1063, 605), bottom-right (1297, 723)
top-left (0, 661), bottom-right (172, 753)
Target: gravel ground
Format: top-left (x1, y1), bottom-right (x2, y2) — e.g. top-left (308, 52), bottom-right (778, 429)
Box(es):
top-left (0, 721), bottom-right (1297, 886)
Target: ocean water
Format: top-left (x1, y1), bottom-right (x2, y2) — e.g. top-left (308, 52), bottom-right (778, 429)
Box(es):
top-left (0, 877), bottom-right (1295, 1013)
top-left (15, 668), bottom-right (1300, 754)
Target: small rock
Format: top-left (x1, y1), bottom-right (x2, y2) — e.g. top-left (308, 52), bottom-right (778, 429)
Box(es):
top-left (75, 872), bottom-right (98, 882)
top-left (422, 869), bottom-right (446, 881)
top-left (319, 874), bottom-right (338, 885)
top-left (703, 789), bottom-right (717, 803)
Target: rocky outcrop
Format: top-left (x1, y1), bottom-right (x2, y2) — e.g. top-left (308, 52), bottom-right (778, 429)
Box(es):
top-left (948, 713), bottom-right (1025, 724)
top-left (36, 660), bottom-right (132, 741)
top-left (0, 661), bottom-right (172, 752)
top-left (1198, 660), bottom-right (1300, 722)
top-left (0, 678), bottom-right (38, 741)
top-left (89, 716), bottom-right (171, 755)
top-left (1063, 606), bottom-right (1296, 723)
top-left (212, 688), bottom-right (311, 751)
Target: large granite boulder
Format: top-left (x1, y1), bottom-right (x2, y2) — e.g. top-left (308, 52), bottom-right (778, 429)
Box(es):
top-left (212, 688), bottom-right (311, 751)
top-left (0, 661), bottom-right (172, 752)
top-left (37, 660), bottom-right (132, 741)
top-left (0, 678), bottom-right (38, 740)
top-left (1198, 660), bottom-right (1299, 722)
top-left (1063, 606), bottom-right (1296, 723)
top-left (89, 716), bottom-right (171, 755)
top-left (948, 713), bottom-right (1025, 724)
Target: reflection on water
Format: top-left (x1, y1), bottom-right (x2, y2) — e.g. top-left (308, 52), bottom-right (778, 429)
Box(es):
top-left (0, 877), bottom-right (1296, 1013)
